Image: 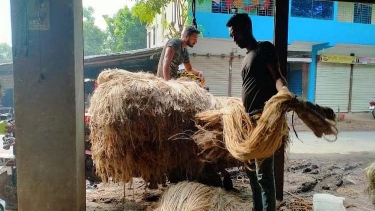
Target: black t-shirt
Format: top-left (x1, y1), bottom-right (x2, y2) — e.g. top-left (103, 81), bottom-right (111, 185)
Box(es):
top-left (241, 41), bottom-right (278, 113)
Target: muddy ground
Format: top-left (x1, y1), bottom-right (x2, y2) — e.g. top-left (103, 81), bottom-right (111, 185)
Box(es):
top-left (86, 113), bottom-right (375, 211)
top-left (86, 152), bottom-right (375, 211)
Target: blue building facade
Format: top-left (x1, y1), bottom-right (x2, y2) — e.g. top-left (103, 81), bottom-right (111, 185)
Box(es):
top-left (186, 0), bottom-right (375, 112)
top-left (195, 1), bottom-right (375, 45)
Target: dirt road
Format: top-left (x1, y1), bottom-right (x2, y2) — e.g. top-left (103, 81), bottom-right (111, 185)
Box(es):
top-left (86, 128), bottom-right (375, 211)
top-left (86, 152), bottom-right (375, 211)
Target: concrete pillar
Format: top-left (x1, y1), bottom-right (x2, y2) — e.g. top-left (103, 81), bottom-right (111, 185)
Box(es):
top-left (307, 42), bottom-right (335, 102)
top-left (333, 2), bottom-right (339, 21)
top-left (11, 0), bottom-right (85, 210)
top-left (274, 0), bottom-right (290, 201)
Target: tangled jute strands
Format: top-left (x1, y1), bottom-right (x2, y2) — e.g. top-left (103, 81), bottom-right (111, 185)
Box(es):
top-left (154, 181), bottom-right (251, 211)
top-left (193, 87), bottom-right (338, 162)
top-left (89, 69), bottom-right (237, 184)
top-left (364, 162), bottom-right (375, 204)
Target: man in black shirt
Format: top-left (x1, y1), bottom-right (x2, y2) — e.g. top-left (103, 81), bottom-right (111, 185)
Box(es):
top-left (226, 13), bottom-right (287, 211)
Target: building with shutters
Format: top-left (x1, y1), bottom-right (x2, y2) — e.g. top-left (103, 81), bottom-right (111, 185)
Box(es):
top-left (0, 47), bottom-right (162, 107)
top-left (147, 0), bottom-right (375, 112)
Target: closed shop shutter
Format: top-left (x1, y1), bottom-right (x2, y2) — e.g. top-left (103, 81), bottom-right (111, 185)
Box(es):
top-left (315, 63), bottom-right (350, 112)
top-left (288, 69), bottom-right (302, 97)
top-left (189, 55), bottom-right (229, 96)
top-left (351, 64), bottom-right (375, 112)
top-left (231, 56), bottom-right (243, 98)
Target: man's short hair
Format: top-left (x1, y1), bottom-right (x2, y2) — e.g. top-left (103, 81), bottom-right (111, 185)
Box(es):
top-left (183, 25), bottom-right (201, 36)
top-left (226, 13), bottom-right (252, 30)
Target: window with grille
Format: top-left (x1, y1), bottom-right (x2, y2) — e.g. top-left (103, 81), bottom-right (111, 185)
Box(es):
top-left (152, 27), bottom-right (156, 46)
top-left (147, 32), bottom-right (151, 48)
top-left (172, 2), bottom-right (177, 23)
top-left (353, 3), bottom-right (372, 24)
top-left (255, 0), bottom-right (274, 17)
top-left (196, 0), bottom-right (274, 16)
top-left (212, 0), bottom-right (228, 14)
top-left (291, 0), bottom-right (334, 20)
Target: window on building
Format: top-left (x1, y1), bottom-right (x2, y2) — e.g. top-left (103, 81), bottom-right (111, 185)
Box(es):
top-left (172, 2), bottom-right (177, 23)
top-left (212, 0), bottom-right (228, 14)
top-left (291, 0), bottom-right (334, 20)
top-left (210, 0), bottom-right (274, 16)
top-left (147, 32), bottom-right (151, 48)
top-left (353, 3), bottom-right (372, 24)
top-left (152, 27), bottom-right (156, 46)
top-left (256, 0), bottom-right (274, 16)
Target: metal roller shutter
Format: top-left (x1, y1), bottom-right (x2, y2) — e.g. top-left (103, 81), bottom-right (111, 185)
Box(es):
top-left (288, 69), bottom-right (302, 97)
top-left (315, 63), bottom-right (350, 112)
top-left (351, 64), bottom-right (375, 112)
top-left (288, 63), bottom-right (303, 97)
top-left (231, 56), bottom-right (243, 98)
top-left (189, 55), bottom-right (229, 96)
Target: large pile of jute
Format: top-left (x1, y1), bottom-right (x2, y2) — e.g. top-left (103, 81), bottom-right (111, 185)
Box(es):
top-left (88, 69), bottom-right (338, 185)
top-left (89, 69), bottom-right (229, 185)
top-left (154, 181), bottom-right (251, 211)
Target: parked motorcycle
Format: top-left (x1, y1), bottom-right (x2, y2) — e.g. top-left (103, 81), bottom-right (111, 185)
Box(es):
top-left (2, 119), bottom-right (15, 150)
top-left (370, 97), bottom-right (375, 119)
top-left (2, 135), bottom-right (15, 151)
top-left (84, 113), bottom-right (101, 186)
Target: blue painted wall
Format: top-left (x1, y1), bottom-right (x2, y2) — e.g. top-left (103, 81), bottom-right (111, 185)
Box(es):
top-left (193, 10), bottom-right (375, 45)
top-left (196, 13), bottom-right (275, 41)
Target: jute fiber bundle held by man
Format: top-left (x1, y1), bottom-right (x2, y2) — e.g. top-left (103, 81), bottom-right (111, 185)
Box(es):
top-left (154, 181), bottom-right (251, 211)
top-left (88, 69), bottom-right (338, 185)
top-left (193, 87), bottom-right (338, 163)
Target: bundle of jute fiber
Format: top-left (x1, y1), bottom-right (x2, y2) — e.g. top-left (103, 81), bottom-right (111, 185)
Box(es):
top-left (88, 69), bottom-right (237, 185)
top-left (193, 87), bottom-right (338, 162)
top-left (154, 181), bottom-right (251, 211)
top-left (364, 162), bottom-right (375, 204)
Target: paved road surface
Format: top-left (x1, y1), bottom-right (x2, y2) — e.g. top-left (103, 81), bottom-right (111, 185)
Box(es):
top-left (0, 131), bottom-right (374, 157)
top-left (288, 131), bottom-right (375, 154)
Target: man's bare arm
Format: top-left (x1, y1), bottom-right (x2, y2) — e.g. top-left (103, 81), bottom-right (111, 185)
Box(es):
top-left (184, 62), bottom-right (205, 83)
top-left (162, 47), bottom-right (175, 80)
top-left (267, 63), bottom-right (288, 92)
top-left (183, 62), bottom-right (200, 75)
top-left (265, 42), bottom-right (288, 91)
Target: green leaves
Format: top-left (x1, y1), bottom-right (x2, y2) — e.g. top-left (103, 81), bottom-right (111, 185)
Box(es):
top-left (131, 0), bottom-right (207, 39)
top-left (83, 7), bottom-right (108, 56)
top-left (83, 6), bottom-right (147, 56)
top-left (0, 43), bottom-right (12, 64)
top-left (105, 6), bottom-right (147, 52)
top-left (132, 0), bottom-right (189, 39)
top-left (132, 3), bottom-right (157, 25)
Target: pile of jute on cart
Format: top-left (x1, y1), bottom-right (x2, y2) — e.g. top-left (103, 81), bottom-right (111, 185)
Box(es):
top-left (88, 68), bottom-right (338, 188)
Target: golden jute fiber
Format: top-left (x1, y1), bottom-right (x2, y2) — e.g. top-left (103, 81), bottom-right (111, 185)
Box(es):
top-left (154, 181), bottom-right (251, 211)
top-left (193, 87), bottom-right (338, 162)
top-left (88, 69), bottom-right (232, 184)
top-left (364, 162), bottom-right (375, 204)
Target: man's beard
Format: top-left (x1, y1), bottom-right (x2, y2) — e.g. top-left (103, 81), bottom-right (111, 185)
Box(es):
top-left (236, 41), bottom-right (246, 48)
top-left (187, 41), bottom-right (194, 48)
top-left (236, 39), bottom-right (249, 49)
